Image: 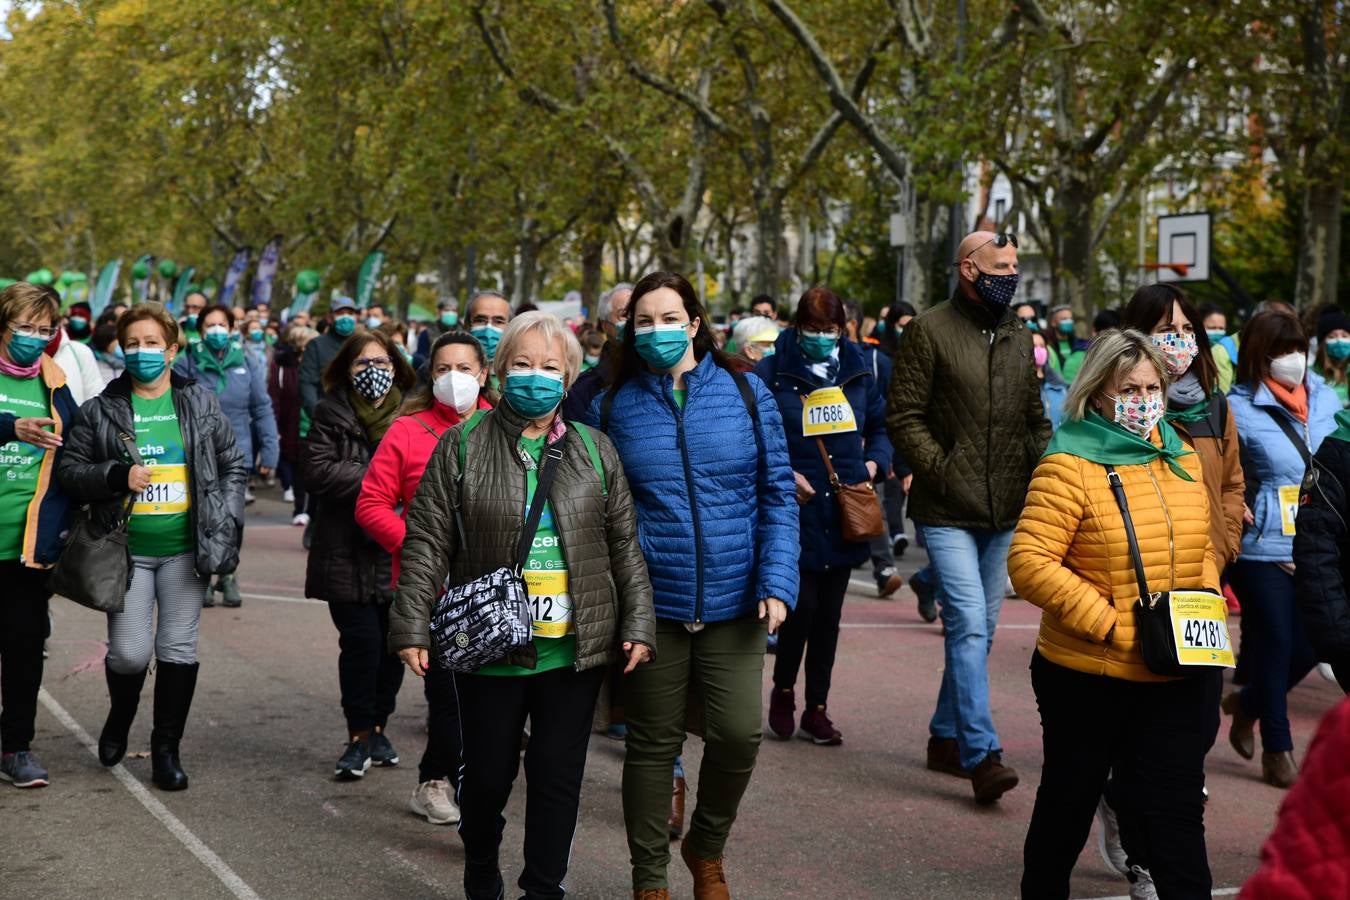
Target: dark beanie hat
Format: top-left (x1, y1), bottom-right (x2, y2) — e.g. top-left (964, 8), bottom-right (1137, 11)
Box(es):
top-left (1318, 309), bottom-right (1350, 343)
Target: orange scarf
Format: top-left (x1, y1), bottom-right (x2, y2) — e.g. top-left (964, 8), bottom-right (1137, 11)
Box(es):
top-left (1265, 378), bottom-right (1309, 423)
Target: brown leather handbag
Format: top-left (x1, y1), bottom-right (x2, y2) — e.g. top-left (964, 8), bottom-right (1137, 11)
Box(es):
top-left (814, 437), bottom-right (886, 542)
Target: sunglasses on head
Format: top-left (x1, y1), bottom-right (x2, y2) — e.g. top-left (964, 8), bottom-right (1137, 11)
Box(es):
top-left (961, 232), bottom-right (1019, 262)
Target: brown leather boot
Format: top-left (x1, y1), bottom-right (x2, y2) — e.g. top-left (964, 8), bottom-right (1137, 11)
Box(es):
top-left (926, 737), bottom-right (970, 779)
top-left (681, 836), bottom-right (731, 900)
top-left (668, 773), bottom-right (687, 840)
top-left (970, 752), bottom-right (1019, 805)
top-left (1262, 750), bottom-right (1298, 789)
top-left (1222, 692), bottom-right (1255, 760)
top-left (633, 890), bottom-right (670, 900)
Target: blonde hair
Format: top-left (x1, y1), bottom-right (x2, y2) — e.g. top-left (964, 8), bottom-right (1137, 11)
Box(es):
top-left (1062, 328), bottom-right (1169, 422)
top-left (0, 282), bottom-right (60, 333)
top-left (116, 301), bottom-right (180, 350)
top-left (493, 311), bottom-right (583, 388)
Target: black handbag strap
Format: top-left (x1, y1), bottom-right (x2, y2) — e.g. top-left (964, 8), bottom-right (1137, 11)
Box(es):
top-left (1260, 406), bottom-right (1311, 468)
top-left (514, 443), bottom-right (564, 574)
top-left (1104, 465), bottom-right (1151, 603)
top-left (115, 432), bottom-right (144, 527)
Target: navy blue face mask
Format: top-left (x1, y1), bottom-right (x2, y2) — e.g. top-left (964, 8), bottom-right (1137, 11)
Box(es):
top-left (970, 265), bottom-right (1020, 311)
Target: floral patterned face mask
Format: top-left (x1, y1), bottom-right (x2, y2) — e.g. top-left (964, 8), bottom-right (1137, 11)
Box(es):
top-left (1151, 331), bottom-right (1198, 376)
top-left (1113, 391), bottom-right (1165, 438)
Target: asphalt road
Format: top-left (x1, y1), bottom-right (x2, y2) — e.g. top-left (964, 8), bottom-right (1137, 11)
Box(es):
top-left (5, 490), bottom-right (1339, 899)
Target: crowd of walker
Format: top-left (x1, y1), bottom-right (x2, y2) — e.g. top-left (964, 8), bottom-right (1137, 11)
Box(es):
top-left (1, 231), bottom-right (1349, 898)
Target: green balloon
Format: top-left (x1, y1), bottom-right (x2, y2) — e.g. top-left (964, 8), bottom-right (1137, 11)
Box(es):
top-left (25, 268), bottom-right (54, 286)
top-left (131, 259), bottom-right (151, 279)
top-left (58, 270), bottom-right (87, 286)
top-left (296, 269), bottom-right (321, 294)
top-left (186, 282), bottom-right (201, 295)
top-left (158, 259), bottom-right (179, 279)
top-left (0, 278), bottom-right (16, 290)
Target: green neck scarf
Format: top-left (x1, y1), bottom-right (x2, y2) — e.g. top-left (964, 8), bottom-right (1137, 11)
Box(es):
top-left (349, 386), bottom-right (402, 442)
top-left (1165, 396), bottom-right (1212, 424)
top-left (1328, 408), bottom-right (1350, 445)
top-left (191, 341), bottom-right (246, 394)
top-left (1045, 410), bottom-right (1195, 481)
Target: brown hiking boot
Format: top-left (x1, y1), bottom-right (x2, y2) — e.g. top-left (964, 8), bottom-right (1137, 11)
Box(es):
top-left (1262, 750), bottom-right (1298, 789)
top-left (926, 737), bottom-right (970, 779)
top-left (681, 837), bottom-right (730, 900)
top-left (1222, 692), bottom-right (1255, 760)
top-left (970, 752), bottom-right (1019, 804)
top-left (668, 774), bottom-right (687, 840)
top-left (634, 890), bottom-right (670, 900)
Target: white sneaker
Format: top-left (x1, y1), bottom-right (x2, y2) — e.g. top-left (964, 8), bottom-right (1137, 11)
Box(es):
top-left (292, 513), bottom-right (310, 527)
top-left (1320, 662), bottom-right (1337, 683)
top-left (410, 779), bottom-right (460, 825)
top-left (1096, 796), bottom-right (1129, 875)
top-left (282, 488), bottom-right (295, 503)
top-left (1128, 864), bottom-right (1159, 900)
top-left (244, 489), bottom-right (256, 506)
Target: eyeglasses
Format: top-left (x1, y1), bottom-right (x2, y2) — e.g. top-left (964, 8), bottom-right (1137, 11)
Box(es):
top-left (10, 322), bottom-right (58, 340)
top-left (962, 232), bottom-right (1019, 261)
top-left (351, 356), bottom-right (394, 372)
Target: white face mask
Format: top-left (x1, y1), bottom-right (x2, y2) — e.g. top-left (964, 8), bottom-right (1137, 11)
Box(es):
top-left (1269, 352), bottom-right (1307, 389)
top-left (432, 370), bottom-right (481, 416)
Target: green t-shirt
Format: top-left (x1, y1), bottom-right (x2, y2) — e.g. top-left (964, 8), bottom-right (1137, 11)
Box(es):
top-left (0, 374), bottom-right (51, 561)
top-left (672, 388), bottom-right (687, 410)
top-left (128, 391), bottom-right (194, 557)
top-left (479, 432), bottom-right (577, 676)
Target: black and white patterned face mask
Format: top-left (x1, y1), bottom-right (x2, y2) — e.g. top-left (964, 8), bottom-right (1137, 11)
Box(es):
top-left (352, 365), bottom-right (394, 402)
top-left (972, 267), bottom-right (1020, 310)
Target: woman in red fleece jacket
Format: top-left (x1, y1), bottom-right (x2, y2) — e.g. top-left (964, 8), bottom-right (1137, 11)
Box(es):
top-left (356, 330), bottom-right (491, 827)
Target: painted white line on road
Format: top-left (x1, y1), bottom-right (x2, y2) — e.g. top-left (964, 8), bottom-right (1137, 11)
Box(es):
top-left (383, 846), bottom-right (454, 898)
top-left (37, 688), bottom-right (263, 900)
top-left (1076, 890), bottom-right (1238, 900)
top-left (840, 622), bottom-right (1039, 630)
top-left (240, 591), bottom-right (321, 605)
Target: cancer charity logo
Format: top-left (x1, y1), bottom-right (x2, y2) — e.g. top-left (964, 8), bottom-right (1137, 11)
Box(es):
top-left (132, 399), bottom-right (190, 516)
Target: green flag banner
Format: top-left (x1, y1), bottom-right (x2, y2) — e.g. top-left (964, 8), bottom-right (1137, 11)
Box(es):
top-left (91, 260), bottom-right (121, 316)
top-left (355, 251), bottom-right (384, 309)
top-left (171, 266), bottom-right (196, 311)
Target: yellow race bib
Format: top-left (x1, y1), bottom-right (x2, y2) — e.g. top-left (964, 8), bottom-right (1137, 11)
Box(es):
top-left (524, 569), bottom-right (574, 638)
top-left (132, 464), bottom-right (191, 515)
top-left (1168, 590), bottom-right (1235, 668)
top-left (801, 387), bottom-right (857, 437)
top-left (1278, 484), bottom-right (1300, 536)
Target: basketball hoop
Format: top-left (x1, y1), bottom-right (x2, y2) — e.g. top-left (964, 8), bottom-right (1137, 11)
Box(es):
top-left (1143, 262), bottom-right (1191, 277)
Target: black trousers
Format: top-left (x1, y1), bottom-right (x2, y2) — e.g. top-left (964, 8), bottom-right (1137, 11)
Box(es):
top-left (0, 561), bottom-right (50, 754)
top-left (457, 665), bottom-right (604, 900)
top-left (1022, 652), bottom-right (1217, 900)
top-left (773, 567), bottom-right (852, 707)
top-left (327, 601), bottom-right (405, 735)
top-left (420, 659), bottom-right (462, 786)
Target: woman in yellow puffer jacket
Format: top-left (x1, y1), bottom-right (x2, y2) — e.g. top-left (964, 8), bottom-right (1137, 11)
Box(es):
top-left (1009, 329), bottom-right (1221, 900)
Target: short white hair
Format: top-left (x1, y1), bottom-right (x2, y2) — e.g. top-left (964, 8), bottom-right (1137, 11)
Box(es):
top-left (494, 311), bottom-right (584, 388)
top-left (598, 283), bottom-right (634, 322)
top-left (733, 315), bottom-right (779, 348)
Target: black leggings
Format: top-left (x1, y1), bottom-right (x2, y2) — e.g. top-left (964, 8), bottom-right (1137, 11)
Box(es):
top-left (327, 601), bottom-right (405, 735)
top-left (773, 567), bottom-right (852, 707)
top-left (420, 661), bottom-right (462, 785)
top-left (0, 561), bottom-right (50, 753)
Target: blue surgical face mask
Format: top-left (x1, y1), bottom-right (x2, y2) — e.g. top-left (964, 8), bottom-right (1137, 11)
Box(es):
top-left (7, 330), bottom-right (48, 366)
top-left (1206, 329), bottom-right (1226, 342)
top-left (634, 323), bottom-right (691, 371)
top-left (184, 313), bottom-right (199, 331)
top-left (1327, 338), bottom-right (1350, 361)
top-left (125, 348), bottom-right (167, 383)
top-left (1057, 319), bottom-right (1075, 336)
top-left (365, 316), bottom-right (382, 330)
top-left (471, 324), bottom-right (503, 359)
top-left (204, 326), bottom-right (231, 352)
top-left (503, 369), bottom-right (565, 418)
top-left (799, 330), bottom-right (839, 363)
top-left (248, 328), bottom-right (264, 342)
top-left (440, 311), bottom-right (458, 327)
top-left (333, 314), bottom-right (356, 337)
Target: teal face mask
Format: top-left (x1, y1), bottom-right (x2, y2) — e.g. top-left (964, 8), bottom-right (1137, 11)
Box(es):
top-left (248, 328), bottom-right (264, 342)
top-left (7, 331), bottom-right (47, 366)
top-left (125, 348), bottom-right (167, 383)
top-left (440, 311), bottom-right (459, 327)
top-left (1206, 329), bottom-right (1226, 342)
top-left (204, 327), bottom-right (231, 352)
top-left (799, 330), bottom-right (839, 363)
top-left (1057, 319), bottom-right (1075, 336)
top-left (1327, 338), bottom-right (1350, 361)
top-left (503, 370), bottom-right (564, 418)
top-left (333, 314), bottom-right (356, 337)
top-left (184, 314), bottom-right (199, 331)
top-left (471, 324), bottom-right (503, 359)
top-left (634, 323), bottom-right (691, 371)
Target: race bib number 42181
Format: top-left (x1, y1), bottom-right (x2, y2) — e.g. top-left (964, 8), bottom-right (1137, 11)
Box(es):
top-left (1168, 590), bottom-right (1235, 668)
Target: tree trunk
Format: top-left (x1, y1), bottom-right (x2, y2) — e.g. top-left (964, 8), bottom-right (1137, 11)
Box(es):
top-left (1295, 157), bottom-right (1344, 310)
top-left (464, 244), bottom-right (478, 299)
top-left (515, 237), bottom-right (538, 306)
top-left (580, 235), bottom-right (605, 322)
top-left (753, 196), bottom-right (783, 300)
top-left (1056, 181), bottom-right (1098, 319)
top-left (439, 249), bottom-right (460, 306)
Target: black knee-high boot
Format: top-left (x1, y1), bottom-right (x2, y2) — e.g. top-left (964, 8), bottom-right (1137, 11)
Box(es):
top-left (151, 661), bottom-right (199, 791)
top-left (99, 663), bottom-right (148, 766)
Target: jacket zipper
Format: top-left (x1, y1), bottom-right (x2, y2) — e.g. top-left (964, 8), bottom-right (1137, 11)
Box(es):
top-left (986, 328), bottom-right (996, 529)
top-left (168, 389), bottom-right (199, 545)
top-left (671, 383), bottom-right (705, 624)
top-left (1143, 464), bottom-right (1176, 588)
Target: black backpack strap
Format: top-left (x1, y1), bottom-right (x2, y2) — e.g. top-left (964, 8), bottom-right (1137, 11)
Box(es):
top-left (599, 388), bottom-right (616, 434)
top-left (730, 369), bottom-right (762, 457)
top-left (1260, 406), bottom-right (1312, 468)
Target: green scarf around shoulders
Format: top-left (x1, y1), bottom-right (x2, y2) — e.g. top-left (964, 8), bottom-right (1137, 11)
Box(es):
top-left (1165, 396), bottom-right (1212, 425)
top-left (1044, 409), bottom-right (1195, 481)
top-left (349, 386), bottom-right (403, 442)
top-left (1328, 408), bottom-right (1350, 445)
top-left (191, 341), bottom-right (246, 394)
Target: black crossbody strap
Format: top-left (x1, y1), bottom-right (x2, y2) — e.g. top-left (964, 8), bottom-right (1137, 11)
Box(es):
top-left (1105, 465), bottom-right (1150, 603)
top-left (116, 432), bottom-right (143, 527)
top-left (1260, 406), bottom-right (1311, 468)
top-left (514, 444), bottom-right (564, 573)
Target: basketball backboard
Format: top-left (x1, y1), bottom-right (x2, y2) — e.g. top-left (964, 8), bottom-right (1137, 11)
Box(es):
top-left (1156, 212), bottom-right (1211, 282)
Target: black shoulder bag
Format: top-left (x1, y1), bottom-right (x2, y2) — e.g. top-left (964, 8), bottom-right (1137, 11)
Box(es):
top-left (1105, 464), bottom-right (1234, 676)
top-left (50, 433), bottom-right (143, 613)
top-left (428, 441), bottom-right (564, 673)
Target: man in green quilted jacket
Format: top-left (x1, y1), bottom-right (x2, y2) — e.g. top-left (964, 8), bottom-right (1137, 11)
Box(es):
top-left (886, 231), bottom-right (1052, 806)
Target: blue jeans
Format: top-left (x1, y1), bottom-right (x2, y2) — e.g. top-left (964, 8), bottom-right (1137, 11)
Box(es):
top-left (921, 524), bottom-right (1014, 769)
top-left (1231, 560), bottom-right (1318, 752)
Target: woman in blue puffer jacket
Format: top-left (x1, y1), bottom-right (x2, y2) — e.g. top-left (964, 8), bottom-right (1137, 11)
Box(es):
top-left (1224, 307), bottom-right (1339, 789)
top-left (587, 271), bottom-right (798, 898)
top-left (755, 286), bottom-right (892, 746)
top-left (174, 303), bottom-right (279, 607)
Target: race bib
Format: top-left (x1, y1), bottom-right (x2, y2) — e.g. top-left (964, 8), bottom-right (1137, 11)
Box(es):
top-left (1168, 590), bottom-right (1235, 668)
top-left (132, 464), bottom-right (190, 515)
top-left (801, 387), bottom-right (857, 437)
top-left (1278, 484), bottom-right (1300, 536)
top-left (524, 569), bottom-right (574, 638)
